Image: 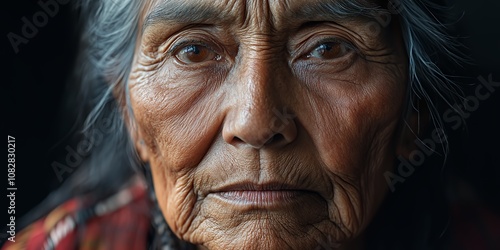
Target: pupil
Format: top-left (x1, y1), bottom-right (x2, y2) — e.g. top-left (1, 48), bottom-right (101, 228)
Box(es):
top-left (186, 45), bottom-right (200, 55)
top-left (318, 44), bottom-right (332, 54)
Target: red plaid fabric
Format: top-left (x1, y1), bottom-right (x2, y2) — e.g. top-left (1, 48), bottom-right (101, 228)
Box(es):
top-left (2, 178), bottom-right (150, 250)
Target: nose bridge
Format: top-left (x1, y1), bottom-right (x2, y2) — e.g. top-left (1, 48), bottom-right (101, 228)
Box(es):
top-left (237, 43), bottom-right (283, 124)
top-left (222, 41), bottom-right (296, 148)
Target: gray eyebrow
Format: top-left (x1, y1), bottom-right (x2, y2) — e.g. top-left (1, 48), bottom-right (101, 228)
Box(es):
top-left (143, 0), bottom-right (383, 31)
top-left (289, 0), bottom-right (383, 23)
top-left (143, 2), bottom-right (225, 30)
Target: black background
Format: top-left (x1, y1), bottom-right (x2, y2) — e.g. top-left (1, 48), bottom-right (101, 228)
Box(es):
top-left (2, 0), bottom-right (500, 241)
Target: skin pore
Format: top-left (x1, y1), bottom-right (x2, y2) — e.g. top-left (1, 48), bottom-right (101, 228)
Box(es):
top-left (127, 0), bottom-right (410, 249)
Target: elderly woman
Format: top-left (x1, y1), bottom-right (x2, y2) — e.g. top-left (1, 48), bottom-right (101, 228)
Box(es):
top-left (4, 0), bottom-right (486, 249)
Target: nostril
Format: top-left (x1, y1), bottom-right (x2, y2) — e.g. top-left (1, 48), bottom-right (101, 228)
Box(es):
top-left (232, 136), bottom-right (245, 144)
top-left (222, 107), bottom-right (297, 148)
top-left (265, 134), bottom-right (284, 145)
top-left (230, 133), bottom-right (284, 148)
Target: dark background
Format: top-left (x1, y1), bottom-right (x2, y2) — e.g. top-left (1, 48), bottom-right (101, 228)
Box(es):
top-left (2, 0), bottom-right (500, 241)
top-left (3, 0), bottom-right (78, 220)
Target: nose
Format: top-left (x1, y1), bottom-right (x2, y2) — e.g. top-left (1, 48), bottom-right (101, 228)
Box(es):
top-left (222, 54), bottom-right (297, 149)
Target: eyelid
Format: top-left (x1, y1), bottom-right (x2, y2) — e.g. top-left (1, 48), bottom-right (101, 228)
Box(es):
top-left (305, 37), bottom-right (358, 58)
top-left (168, 39), bottom-right (219, 57)
top-left (289, 35), bottom-right (359, 61)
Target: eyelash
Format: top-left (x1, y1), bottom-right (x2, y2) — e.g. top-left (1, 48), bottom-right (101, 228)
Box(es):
top-left (168, 39), bottom-right (217, 57)
top-left (303, 37), bottom-right (359, 58)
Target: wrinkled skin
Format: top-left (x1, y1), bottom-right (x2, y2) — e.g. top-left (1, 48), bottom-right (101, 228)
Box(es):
top-left (127, 0), bottom-right (411, 249)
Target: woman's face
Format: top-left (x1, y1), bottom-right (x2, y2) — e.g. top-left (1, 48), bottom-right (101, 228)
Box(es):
top-left (128, 0), bottom-right (408, 249)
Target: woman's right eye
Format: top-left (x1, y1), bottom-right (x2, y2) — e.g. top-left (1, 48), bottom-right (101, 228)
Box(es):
top-left (174, 44), bottom-right (220, 64)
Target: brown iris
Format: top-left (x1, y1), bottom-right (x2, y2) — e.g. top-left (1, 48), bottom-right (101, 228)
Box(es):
top-left (175, 44), bottom-right (217, 64)
top-left (308, 42), bottom-right (351, 60)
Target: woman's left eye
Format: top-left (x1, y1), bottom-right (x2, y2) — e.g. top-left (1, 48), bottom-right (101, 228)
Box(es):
top-left (175, 44), bottom-right (220, 64)
top-left (307, 42), bottom-right (352, 60)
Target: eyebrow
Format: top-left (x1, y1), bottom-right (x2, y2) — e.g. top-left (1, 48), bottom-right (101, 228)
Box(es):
top-left (143, 0), bottom-right (383, 30)
top-left (290, 0), bottom-right (382, 22)
top-left (143, 2), bottom-right (227, 30)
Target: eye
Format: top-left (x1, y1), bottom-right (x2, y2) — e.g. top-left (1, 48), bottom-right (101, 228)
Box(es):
top-left (175, 44), bottom-right (220, 64)
top-left (307, 42), bottom-right (352, 60)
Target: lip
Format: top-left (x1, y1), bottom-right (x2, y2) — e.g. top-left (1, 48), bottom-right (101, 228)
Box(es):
top-left (213, 182), bottom-right (306, 192)
top-left (209, 182), bottom-right (317, 208)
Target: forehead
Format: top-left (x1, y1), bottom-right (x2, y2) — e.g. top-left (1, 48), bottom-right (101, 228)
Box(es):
top-left (142, 0), bottom-right (383, 30)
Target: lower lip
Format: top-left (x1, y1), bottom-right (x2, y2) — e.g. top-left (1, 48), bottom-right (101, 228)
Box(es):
top-left (212, 190), bottom-right (309, 208)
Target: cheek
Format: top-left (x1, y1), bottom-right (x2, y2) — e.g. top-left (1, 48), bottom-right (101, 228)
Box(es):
top-left (298, 61), bottom-right (406, 230)
top-left (129, 63), bottom-right (226, 171)
top-left (128, 65), bottom-right (227, 235)
top-left (303, 64), bottom-right (405, 173)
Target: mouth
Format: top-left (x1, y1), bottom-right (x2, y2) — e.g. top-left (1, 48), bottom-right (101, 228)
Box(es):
top-left (209, 182), bottom-right (318, 209)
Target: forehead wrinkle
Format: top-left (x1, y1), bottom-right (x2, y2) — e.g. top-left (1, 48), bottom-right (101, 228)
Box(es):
top-left (241, 0), bottom-right (274, 32)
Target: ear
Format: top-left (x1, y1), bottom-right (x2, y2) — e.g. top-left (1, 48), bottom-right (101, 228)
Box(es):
top-left (396, 99), bottom-right (430, 159)
top-left (133, 129), bottom-right (150, 163)
top-left (112, 75), bottom-right (151, 163)
top-left (122, 105), bottom-right (151, 163)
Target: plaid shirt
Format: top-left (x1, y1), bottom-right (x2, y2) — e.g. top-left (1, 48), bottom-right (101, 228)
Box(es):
top-left (2, 178), bottom-right (151, 250)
